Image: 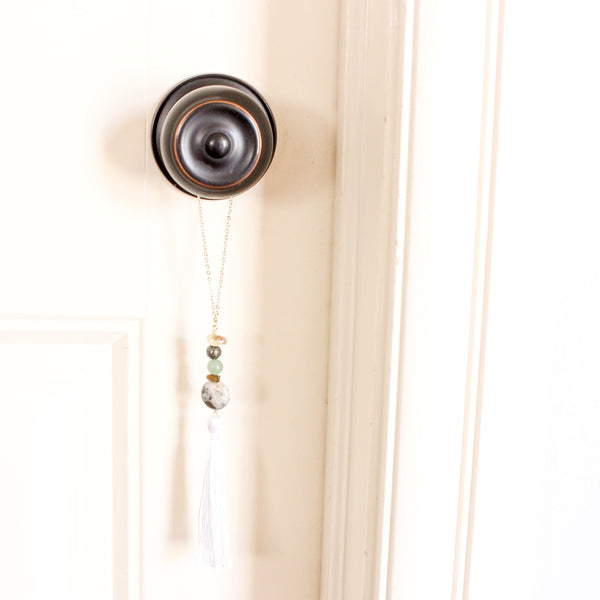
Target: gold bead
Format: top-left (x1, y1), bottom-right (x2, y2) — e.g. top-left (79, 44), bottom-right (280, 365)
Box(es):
top-left (206, 374), bottom-right (220, 382)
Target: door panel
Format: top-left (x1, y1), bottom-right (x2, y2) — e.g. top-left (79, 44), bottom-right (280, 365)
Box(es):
top-left (0, 323), bottom-right (139, 599)
top-left (0, 0), bottom-right (338, 597)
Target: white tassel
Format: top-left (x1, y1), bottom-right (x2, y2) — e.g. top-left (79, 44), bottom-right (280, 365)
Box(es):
top-left (198, 413), bottom-right (232, 568)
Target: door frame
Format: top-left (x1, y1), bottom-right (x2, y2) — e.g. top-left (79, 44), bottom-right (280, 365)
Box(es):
top-left (321, 0), bottom-right (505, 598)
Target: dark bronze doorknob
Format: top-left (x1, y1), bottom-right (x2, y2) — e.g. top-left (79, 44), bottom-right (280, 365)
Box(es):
top-left (151, 74), bottom-right (277, 199)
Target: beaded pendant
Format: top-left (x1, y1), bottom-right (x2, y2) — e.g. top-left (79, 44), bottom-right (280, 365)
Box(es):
top-left (201, 339), bottom-right (230, 410)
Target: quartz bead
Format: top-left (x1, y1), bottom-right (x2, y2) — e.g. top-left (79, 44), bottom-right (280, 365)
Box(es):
top-left (206, 345), bottom-right (222, 359)
top-left (201, 380), bottom-right (230, 410)
top-left (207, 333), bottom-right (227, 346)
top-left (207, 359), bottom-right (223, 375)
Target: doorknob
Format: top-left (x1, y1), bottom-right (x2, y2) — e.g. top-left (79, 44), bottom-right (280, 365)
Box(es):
top-left (151, 74), bottom-right (277, 199)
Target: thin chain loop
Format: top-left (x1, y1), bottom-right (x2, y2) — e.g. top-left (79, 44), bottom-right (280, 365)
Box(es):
top-left (197, 198), bottom-right (234, 334)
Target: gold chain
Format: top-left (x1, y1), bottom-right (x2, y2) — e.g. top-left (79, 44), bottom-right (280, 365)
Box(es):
top-left (197, 197), bottom-right (234, 334)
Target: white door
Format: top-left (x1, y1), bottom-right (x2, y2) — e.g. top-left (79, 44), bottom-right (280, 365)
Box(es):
top-left (0, 1), bottom-right (339, 598)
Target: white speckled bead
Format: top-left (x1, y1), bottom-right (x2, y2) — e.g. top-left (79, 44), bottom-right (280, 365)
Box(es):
top-left (201, 380), bottom-right (230, 410)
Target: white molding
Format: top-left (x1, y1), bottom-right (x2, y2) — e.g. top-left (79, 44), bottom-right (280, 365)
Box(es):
top-left (451, 1), bottom-right (505, 598)
top-left (0, 319), bottom-right (141, 600)
top-left (321, 0), bottom-right (414, 597)
top-left (323, 0), bottom-right (504, 598)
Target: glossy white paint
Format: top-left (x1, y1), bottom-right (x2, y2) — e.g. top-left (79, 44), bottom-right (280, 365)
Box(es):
top-left (0, 0), bottom-right (339, 598)
top-left (322, 0), bottom-right (412, 597)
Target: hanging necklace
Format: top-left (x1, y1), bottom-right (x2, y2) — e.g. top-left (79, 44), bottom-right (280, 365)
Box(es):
top-left (198, 197), bottom-right (233, 343)
top-left (197, 197), bottom-right (234, 569)
top-left (150, 73), bottom-right (277, 573)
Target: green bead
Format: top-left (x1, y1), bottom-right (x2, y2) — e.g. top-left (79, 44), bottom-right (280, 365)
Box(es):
top-left (207, 359), bottom-right (223, 375)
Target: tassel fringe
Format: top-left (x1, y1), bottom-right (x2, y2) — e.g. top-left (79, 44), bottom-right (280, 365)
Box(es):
top-left (198, 413), bottom-right (232, 568)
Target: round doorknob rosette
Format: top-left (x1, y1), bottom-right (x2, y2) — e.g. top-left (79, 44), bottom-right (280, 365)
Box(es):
top-left (151, 74), bottom-right (277, 199)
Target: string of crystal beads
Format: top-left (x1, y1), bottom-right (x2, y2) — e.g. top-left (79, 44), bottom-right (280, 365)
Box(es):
top-left (201, 334), bottom-right (230, 411)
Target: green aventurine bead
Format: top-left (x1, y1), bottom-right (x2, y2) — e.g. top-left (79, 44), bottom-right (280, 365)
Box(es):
top-left (207, 359), bottom-right (223, 375)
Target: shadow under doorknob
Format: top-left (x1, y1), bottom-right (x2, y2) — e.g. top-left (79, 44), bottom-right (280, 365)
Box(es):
top-left (151, 74), bottom-right (277, 200)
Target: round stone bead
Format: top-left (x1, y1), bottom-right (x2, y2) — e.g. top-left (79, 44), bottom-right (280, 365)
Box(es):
top-left (207, 359), bottom-right (223, 375)
top-left (201, 380), bottom-right (230, 410)
top-left (206, 345), bottom-right (222, 359)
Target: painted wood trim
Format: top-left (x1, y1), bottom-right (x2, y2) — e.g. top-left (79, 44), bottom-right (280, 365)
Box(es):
top-left (320, 0), bottom-right (415, 597)
top-left (322, 0), bottom-right (507, 598)
top-left (451, 2), bottom-right (505, 598)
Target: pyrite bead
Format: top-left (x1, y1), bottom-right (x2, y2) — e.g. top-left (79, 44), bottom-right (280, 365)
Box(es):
top-left (207, 359), bottom-right (223, 375)
top-left (201, 380), bottom-right (230, 410)
top-left (206, 345), bottom-right (222, 359)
